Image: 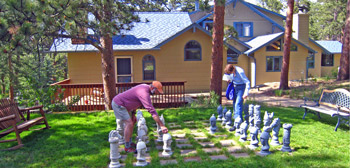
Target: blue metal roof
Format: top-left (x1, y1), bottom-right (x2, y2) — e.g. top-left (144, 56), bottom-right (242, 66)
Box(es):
top-left (315, 41), bottom-right (342, 54)
top-left (49, 12), bottom-right (192, 52)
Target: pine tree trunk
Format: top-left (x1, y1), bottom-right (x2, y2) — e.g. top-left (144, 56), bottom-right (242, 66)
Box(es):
top-left (280, 0), bottom-right (294, 90)
top-left (8, 52), bottom-right (14, 100)
top-left (337, 0), bottom-right (350, 81)
top-left (100, 35), bottom-right (116, 110)
top-left (210, 0), bottom-right (225, 104)
top-left (1, 74), bottom-right (5, 96)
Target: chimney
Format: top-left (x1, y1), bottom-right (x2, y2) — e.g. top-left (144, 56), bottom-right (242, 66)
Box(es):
top-left (195, 0), bottom-right (199, 11)
top-left (292, 12), bottom-right (309, 46)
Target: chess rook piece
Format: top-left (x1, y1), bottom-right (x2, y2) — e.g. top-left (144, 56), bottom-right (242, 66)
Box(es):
top-left (262, 111), bottom-right (274, 131)
top-left (156, 114), bottom-right (165, 142)
top-left (225, 110), bottom-right (233, 128)
top-left (209, 114), bottom-right (217, 134)
top-left (116, 119), bottom-right (125, 145)
top-left (234, 117), bottom-right (242, 136)
top-left (281, 123), bottom-right (293, 152)
top-left (109, 130), bottom-right (121, 168)
top-left (136, 139), bottom-right (148, 166)
top-left (239, 120), bottom-right (249, 142)
top-left (249, 126), bottom-right (259, 149)
top-left (162, 133), bottom-right (173, 157)
top-left (270, 118), bottom-right (281, 146)
top-left (217, 105), bottom-right (223, 121)
top-left (259, 126), bottom-right (272, 155)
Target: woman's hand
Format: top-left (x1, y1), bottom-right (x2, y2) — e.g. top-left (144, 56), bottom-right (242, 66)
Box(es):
top-left (160, 126), bottom-right (168, 133)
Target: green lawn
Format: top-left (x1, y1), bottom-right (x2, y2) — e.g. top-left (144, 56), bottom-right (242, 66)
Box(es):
top-left (1, 105), bottom-right (349, 168)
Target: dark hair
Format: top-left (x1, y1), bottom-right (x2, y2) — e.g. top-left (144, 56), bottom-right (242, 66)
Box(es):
top-left (224, 64), bottom-right (235, 74)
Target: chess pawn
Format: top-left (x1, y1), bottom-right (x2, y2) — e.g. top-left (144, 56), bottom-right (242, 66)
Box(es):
top-left (116, 119), bottom-right (125, 145)
top-left (209, 114), bottom-right (217, 134)
top-left (249, 127), bottom-right (259, 149)
top-left (262, 111), bottom-right (274, 131)
top-left (217, 105), bottom-right (223, 121)
top-left (239, 121), bottom-right (249, 142)
top-left (270, 118), bottom-right (281, 146)
top-left (162, 133), bottom-right (173, 157)
top-left (221, 107), bottom-right (228, 126)
top-left (136, 139), bottom-right (148, 166)
top-left (225, 110), bottom-right (233, 128)
top-left (281, 123), bottom-right (293, 152)
top-left (259, 126), bottom-right (272, 155)
top-left (234, 117), bottom-right (242, 136)
top-left (136, 110), bottom-right (143, 122)
top-left (109, 130), bottom-right (121, 168)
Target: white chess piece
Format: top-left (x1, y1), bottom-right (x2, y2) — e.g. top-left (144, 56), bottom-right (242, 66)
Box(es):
top-left (116, 119), bottom-right (125, 145)
top-left (136, 110), bottom-right (143, 122)
top-left (157, 114), bottom-right (165, 142)
top-left (108, 130), bottom-right (121, 168)
top-left (162, 133), bottom-right (173, 157)
top-left (136, 139), bottom-right (148, 166)
top-left (137, 117), bottom-right (149, 143)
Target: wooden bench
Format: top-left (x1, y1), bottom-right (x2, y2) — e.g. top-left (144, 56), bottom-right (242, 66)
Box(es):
top-left (0, 99), bottom-right (50, 150)
top-left (300, 89), bottom-right (350, 131)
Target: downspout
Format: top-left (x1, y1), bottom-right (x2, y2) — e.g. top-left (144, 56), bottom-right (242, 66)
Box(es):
top-left (247, 53), bottom-right (256, 87)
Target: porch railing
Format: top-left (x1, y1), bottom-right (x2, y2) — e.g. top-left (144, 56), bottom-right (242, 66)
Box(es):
top-left (52, 81), bottom-right (186, 111)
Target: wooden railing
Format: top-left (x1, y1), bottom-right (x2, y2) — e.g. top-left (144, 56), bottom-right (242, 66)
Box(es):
top-left (52, 81), bottom-right (186, 111)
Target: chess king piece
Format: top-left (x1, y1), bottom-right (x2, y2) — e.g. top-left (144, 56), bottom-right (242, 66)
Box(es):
top-left (157, 114), bottom-right (165, 142)
top-left (281, 123), bottom-right (293, 152)
top-left (239, 120), bottom-right (249, 142)
top-left (217, 105), bottom-right (223, 121)
top-left (263, 111), bottom-right (274, 131)
top-left (221, 107), bottom-right (228, 126)
top-left (209, 114), bottom-right (217, 134)
top-left (136, 110), bottom-right (143, 122)
top-left (259, 126), bottom-right (272, 155)
top-left (136, 139), bottom-right (148, 166)
top-left (249, 126), bottom-right (259, 149)
top-left (270, 118), bottom-right (281, 146)
top-left (234, 117), bottom-right (243, 136)
top-left (137, 117), bottom-right (149, 143)
top-left (225, 110), bottom-right (233, 129)
top-left (162, 133), bottom-right (173, 157)
top-left (248, 104), bottom-right (255, 131)
top-left (116, 119), bottom-right (125, 145)
top-left (108, 130), bottom-right (121, 168)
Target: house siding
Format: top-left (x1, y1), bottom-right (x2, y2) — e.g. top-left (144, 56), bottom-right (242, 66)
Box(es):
top-left (308, 41), bottom-right (322, 78)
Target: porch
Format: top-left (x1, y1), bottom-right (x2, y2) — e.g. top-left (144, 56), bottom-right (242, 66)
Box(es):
top-left (51, 80), bottom-right (186, 111)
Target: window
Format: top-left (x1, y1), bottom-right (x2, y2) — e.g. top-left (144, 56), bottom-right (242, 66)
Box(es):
top-left (266, 39), bottom-right (282, 51)
top-left (203, 21), bottom-right (213, 31)
top-left (291, 43), bottom-right (298, 51)
top-left (184, 40), bottom-right (201, 61)
top-left (142, 55), bottom-right (155, 80)
top-left (227, 48), bottom-right (239, 64)
top-left (307, 51), bottom-right (315, 69)
top-left (234, 22), bottom-right (253, 37)
top-left (266, 56), bottom-right (283, 72)
top-left (116, 57), bottom-right (133, 83)
top-left (321, 53), bottom-right (334, 66)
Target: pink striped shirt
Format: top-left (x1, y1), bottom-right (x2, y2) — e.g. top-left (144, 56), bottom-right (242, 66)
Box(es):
top-left (112, 84), bottom-right (158, 117)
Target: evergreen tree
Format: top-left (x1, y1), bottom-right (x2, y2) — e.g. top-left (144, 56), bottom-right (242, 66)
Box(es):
top-left (258, 0), bottom-right (285, 13)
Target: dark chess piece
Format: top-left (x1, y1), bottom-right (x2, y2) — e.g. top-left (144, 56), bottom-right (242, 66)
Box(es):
top-left (217, 105), bottom-right (223, 121)
top-left (259, 126), bottom-right (273, 155)
top-left (270, 118), bottom-right (281, 146)
top-left (209, 114), bottom-right (217, 134)
top-left (281, 123), bottom-right (293, 152)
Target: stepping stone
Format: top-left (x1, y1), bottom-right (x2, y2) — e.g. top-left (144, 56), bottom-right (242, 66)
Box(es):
top-left (184, 156), bottom-right (201, 162)
top-left (198, 142), bottom-right (215, 148)
top-left (173, 133), bottom-right (186, 138)
top-left (158, 152), bottom-right (172, 158)
top-left (160, 159), bottom-right (178, 165)
top-left (192, 132), bottom-right (206, 137)
top-left (214, 135), bottom-right (228, 138)
top-left (203, 147), bottom-right (221, 153)
top-left (175, 138), bottom-right (189, 143)
top-left (184, 121), bottom-right (195, 124)
top-left (219, 140), bottom-right (236, 146)
top-left (170, 129), bottom-right (184, 133)
top-left (180, 149), bottom-right (197, 156)
top-left (194, 137), bottom-right (207, 141)
top-left (156, 145), bottom-right (163, 150)
top-left (176, 144), bottom-right (193, 148)
top-left (227, 146), bottom-right (242, 153)
top-left (169, 125), bottom-right (181, 128)
top-left (231, 152), bottom-right (250, 158)
top-left (210, 155), bottom-right (228, 160)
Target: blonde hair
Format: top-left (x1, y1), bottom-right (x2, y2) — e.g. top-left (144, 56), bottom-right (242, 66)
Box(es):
top-left (224, 64), bottom-right (235, 74)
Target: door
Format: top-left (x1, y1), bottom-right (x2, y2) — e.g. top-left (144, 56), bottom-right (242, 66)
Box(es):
top-left (115, 56), bottom-right (133, 83)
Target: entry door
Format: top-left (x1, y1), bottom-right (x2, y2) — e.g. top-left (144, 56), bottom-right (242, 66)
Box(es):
top-left (115, 56), bottom-right (133, 83)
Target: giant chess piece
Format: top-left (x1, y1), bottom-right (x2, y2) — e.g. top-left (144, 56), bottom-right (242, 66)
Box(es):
top-left (248, 104), bottom-right (255, 131)
top-left (209, 114), bottom-right (217, 134)
top-left (225, 110), bottom-right (233, 129)
top-left (270, 118), bottom-right (281, 146)
top-left (239, 120), bottom-right (249, 142)
top-left (217, 105), bottom-right (223, 121)
top-left (281, 123), bottom-right (293, 152)
top-left (108, 130), bottom-right (121, 168)
top-left (234, 117), bottom-right (243, 136)
top-left (157, 114), bottom-right (165, 142)
top-left (262, 111), bottom-right (274, 131)
top-left (136, 109), bottom-right (143, 122)
top-left (137, 117), bottom-right (149, 144)
top-left (249, 126), bottom-right (259, 149)
top-left (136, 139), bottom-right (148, 166)
top-left (259, 126), bottom-right (272, 155)
top-left (116, 119), bottom-right (125, 145)
top-left (254, 105), bottom-right (261, 132)
top-left (221, 107), bottom-right (228, 126)
top-left (162, 133), bottom-right (173, 157)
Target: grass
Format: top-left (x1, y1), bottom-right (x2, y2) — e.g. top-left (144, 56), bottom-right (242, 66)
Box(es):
top-left (1, 105), bottom-right (349, 168)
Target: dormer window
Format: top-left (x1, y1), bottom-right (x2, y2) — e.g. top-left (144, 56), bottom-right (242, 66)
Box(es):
top-left (203, 20), bottom-right (213, 31)
top-left (234, 22), bottom-right (253, 37)
top-left (227, 48), bottom-right (239, 64)
top-left (266, 39), bottom-right (282, 51)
